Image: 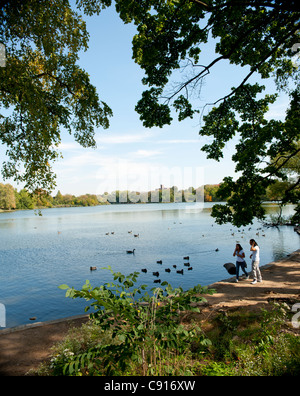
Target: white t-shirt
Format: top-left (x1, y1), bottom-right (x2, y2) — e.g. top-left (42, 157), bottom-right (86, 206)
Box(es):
top-left (236, 249), bottom-right (245, 262)
top-left (251, 245), bottom-right (260, 262)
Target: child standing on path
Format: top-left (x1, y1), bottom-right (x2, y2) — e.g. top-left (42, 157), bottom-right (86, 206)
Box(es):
top-left (250, 239), bottom-right (262, 284)
top-left (233, 243), bottom-right (249, 283)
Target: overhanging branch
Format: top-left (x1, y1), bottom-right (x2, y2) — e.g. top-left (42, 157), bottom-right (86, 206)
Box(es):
top-left (190, 0), bottom-right (300, 13)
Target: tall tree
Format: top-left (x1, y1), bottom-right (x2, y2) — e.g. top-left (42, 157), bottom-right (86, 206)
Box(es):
top-left (108, 0), bottom-right (300, 226)
top-left (0, 182), bottom-right (16, 209)
top-left (0, 0), bottom-right (112, 192)
top-left (15, 188), bottom-right (34, 210)
top-left (1, 1), bottom-right (299, 225)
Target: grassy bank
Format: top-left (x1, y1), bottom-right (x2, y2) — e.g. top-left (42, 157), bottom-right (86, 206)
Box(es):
top-left (34, 303), bottom-right (300, 376)
top-left (33, 269), bottom-right (300, 377)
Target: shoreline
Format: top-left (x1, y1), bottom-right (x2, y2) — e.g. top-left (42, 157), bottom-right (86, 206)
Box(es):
top-left (0, 249), bottom-right (299, 376)
top-left (203, 249), bottom-right (300, 309)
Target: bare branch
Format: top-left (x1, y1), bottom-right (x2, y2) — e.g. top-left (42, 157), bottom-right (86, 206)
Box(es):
top-left (162, 55), bottom-right (224, 103)
top-left (33, 72), bottom-right (76, 97)
top-left (204, 23), bottom-right (299, 108)
top-left (190, 0), bottom-right (210, 8)
top-left (265, 147), bottom-right (300, 179)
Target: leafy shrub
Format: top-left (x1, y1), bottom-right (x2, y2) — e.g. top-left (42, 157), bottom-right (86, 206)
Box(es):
top-left (58, 267), bottom-right (214, 376)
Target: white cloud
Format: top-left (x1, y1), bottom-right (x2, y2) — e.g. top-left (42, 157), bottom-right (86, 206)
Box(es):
top-left (58, 142), bottom-right (81, 151)
top-left (265, 97), bottom-right (289, 120)
top-left (54, 147), bottom-right (206, 195)
top-left (96, 132), bottom-right (152, 145)
top-left (131, 149), bottom-right (162, 158)
top-left (158, 139), bottom-right (201, 144)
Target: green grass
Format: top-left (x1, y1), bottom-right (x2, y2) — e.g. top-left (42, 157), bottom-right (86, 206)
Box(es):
top-left (33, 302), bottom-right (300, 376)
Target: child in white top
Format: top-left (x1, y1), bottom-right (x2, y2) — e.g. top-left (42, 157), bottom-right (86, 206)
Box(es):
top-left (250, 239), bottom-right (262, 284)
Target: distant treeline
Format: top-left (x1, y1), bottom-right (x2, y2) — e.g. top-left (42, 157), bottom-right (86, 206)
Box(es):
top-left (0, 184), bottom-right (100, 210)
top-left (98, 185), bottom-right (222, 204)
top-left (1, 181), bottom-right (291, 211)
top-left (0, 183), bottom-right (224, 210)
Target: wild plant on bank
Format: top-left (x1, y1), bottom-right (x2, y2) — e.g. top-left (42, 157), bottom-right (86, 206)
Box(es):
top-left (59, 267), bottom-right (215, 376)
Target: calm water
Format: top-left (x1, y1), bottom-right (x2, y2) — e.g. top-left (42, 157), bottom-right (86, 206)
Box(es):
top-left (0, 203), bottom-right (299, 328)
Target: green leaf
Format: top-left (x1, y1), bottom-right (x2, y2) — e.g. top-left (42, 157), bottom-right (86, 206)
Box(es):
top-left (58, 284), bottom-right (69, 290)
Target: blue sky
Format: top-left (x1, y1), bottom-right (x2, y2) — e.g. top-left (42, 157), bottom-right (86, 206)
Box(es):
top-left (1, 4), bottom-right (291, 196)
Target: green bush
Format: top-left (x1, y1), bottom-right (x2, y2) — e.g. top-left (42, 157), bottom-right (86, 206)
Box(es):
top-left (44, 276), bottom-right (299, 377)
top-left (58, 267), bottom-right (215, 376)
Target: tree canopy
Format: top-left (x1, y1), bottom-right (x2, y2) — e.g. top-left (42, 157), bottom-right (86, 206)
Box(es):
top-left (0, 0), bottom-right (299, 226)
top-left (0, 0), bottom-right (112, 192)
top-left (108, 0), bottom-right (300, 226)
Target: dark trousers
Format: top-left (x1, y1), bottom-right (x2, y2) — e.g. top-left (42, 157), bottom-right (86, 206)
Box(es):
top-left (236, 261), bottom-right (248, 279)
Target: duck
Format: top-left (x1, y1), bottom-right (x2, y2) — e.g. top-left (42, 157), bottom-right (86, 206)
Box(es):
top-left (188, 267), bottom-right (193, 271)
top-left (153, 271), bottom-right (159, 277)
top-left (215, 248), bottom-right (219, 252)
top-left (90, 266), bottom-right (97, 271)
top-left (126, 249), bottom-right (135, 254)
top-left (154, 279), bottom-right (161, 284)
top-left (183, 256), bottom-right (189, 260)
top-left (165, 268), bottom-right (171, 273)
top-left (184, 262), bottom-right (191, 267)
top-left (173, 265), bottom-right (177, 269)
top-left (177, 269), bottom-right (184, 275)
top-left (134, 234), bottom-right (140, 238)
top-left (156, 260), bottom-right (163, 264)
top-left (141, 269), bottom-right (147, 273)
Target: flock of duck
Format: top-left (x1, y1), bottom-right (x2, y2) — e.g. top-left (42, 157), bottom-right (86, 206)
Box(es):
top-left (139, 256), bottom-right (193, 284)
top-left (89, 229), bottom-right (221, 278)
top-left (124, 230), bottom-right (197, 282)
top-left (91, 225), bottom-right (266, 276)
top-left (230, 227), bottom-right (266, 238)
top-left (90, 244), bottom-right (195, 281)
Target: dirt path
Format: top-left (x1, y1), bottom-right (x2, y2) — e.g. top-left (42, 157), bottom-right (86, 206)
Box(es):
top-left (203, 249), bottom-right (300, 310)
top-left (0, 250), bottom-right (299, 376)
top-left (0, 315), bottom-right (89, 376)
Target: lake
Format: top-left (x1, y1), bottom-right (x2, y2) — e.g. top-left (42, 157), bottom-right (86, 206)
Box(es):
top-left (0, 202), bottom-right (299, 328)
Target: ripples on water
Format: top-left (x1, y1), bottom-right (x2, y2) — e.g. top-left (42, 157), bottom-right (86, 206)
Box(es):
top-left (0, 203), bottom-right (299, 327)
